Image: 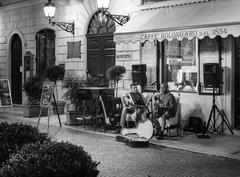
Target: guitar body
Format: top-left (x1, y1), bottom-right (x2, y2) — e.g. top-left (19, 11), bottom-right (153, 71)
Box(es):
top-left (121, 119), bottom-right (154, 140)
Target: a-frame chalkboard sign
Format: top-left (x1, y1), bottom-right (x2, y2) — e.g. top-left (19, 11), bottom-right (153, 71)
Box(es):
top-left (0, 79), bottom-right (13, 112)
top-left (37, 81), bottom-right (62, 131)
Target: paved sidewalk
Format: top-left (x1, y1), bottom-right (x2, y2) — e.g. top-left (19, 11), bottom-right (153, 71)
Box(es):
top-left (1, 110), bottom-right (240, 161)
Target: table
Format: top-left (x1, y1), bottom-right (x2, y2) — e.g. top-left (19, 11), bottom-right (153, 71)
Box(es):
top-left (76, 87), bottom-right (115, 131)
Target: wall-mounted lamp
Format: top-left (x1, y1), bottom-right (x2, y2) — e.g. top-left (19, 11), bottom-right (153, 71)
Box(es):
top-left (44, 0), bottom-right (75, 35)
top-left (97, 0), bottom-right (129, 26)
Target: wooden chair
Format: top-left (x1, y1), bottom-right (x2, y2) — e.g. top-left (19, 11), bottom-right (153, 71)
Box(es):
top-left (165, 96), bottom-right (181, 136)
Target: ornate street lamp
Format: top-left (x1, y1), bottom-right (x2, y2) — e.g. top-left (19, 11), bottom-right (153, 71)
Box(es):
top-left (97, 0), bottom-right (129, 26)
top-left (44, 0), bottom-right (75, 35)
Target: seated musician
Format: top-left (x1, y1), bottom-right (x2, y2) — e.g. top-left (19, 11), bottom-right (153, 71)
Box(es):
top-left (120, 83), bottom-right (146, 129)
top-left (153, 83), bottom-right (176, 139)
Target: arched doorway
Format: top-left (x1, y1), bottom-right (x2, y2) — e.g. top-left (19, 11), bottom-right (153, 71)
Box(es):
top-left (11, 34), bottom-right (22, 104)
top-left (87, 10), bottom-right (116, 80)
top-left (36, 28), bottom-right (55, 80)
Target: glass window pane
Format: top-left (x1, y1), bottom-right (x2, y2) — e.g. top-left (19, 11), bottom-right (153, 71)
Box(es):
top-left (164, 38), bottom-right (197, 92)
top-left (199, 36), bottom-right (219, 85)
top-left (142, 41), bottom-right (156, 86)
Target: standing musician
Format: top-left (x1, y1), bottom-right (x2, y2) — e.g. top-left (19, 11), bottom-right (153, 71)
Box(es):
top-left (120, 83), bottom-right (147, 129)
top-left (153, 83), bottom-right (176, 139)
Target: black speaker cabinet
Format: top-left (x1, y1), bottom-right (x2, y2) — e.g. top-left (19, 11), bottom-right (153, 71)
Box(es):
top-left (203, 63), bottom-right (220, 88)
top-left (132, 64), bottom-right (146, 73)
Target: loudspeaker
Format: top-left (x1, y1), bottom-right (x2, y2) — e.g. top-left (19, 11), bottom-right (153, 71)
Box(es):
top-left (132, 64), bottom-right (146, 73)
top-left (203, 63), bottom-right (220, 88)
top-left (132, 64), bottom-right (147, 86)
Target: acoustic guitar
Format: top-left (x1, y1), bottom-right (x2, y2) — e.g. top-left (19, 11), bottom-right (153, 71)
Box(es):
top-left (121, 119), bottom-right (153, 140)
top-left (99, 95), bottom-right (111, 125)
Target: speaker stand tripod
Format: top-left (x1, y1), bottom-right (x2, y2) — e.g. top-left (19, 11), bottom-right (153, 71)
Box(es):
top-left (197, 88), bottom-right (233, 138)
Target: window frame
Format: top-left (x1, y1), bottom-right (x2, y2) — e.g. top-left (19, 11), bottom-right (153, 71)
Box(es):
top-left (162, 38), bottom-right (198, 93)
top-left (197, 36), bottom-right (223, 95)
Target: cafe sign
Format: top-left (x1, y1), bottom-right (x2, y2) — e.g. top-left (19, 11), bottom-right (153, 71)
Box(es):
top-left (115, 24), bottom-right (240, 43)
top-left (140, 27), bottom-right (228, 41)
top-left (116, 51), bottom-right (132, 60)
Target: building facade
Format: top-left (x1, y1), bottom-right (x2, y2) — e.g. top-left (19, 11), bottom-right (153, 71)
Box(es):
top-left (0, 0), bottom-right (239, 132)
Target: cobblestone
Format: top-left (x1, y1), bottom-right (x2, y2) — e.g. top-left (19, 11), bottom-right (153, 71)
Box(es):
top-left (1, 115), bottom-right (240, 177)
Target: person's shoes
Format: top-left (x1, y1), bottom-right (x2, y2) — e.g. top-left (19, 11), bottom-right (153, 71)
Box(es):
top-left (157, 133), bottom-right (164, 140)
top-left (114, 127), bottom-right (122, 134)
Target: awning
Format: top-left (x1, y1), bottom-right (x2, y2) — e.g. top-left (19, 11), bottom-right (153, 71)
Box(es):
top-left (114, 0), bottom-right (240, 44)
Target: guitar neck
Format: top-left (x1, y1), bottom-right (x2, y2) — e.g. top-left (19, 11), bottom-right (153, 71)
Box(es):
top-left (99, 96), bottom-right (110, 123)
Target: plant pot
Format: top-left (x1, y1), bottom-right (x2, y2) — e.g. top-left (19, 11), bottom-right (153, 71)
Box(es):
top-left (23, 105), bottom-right (48, 118)
top-left (52, 101), bottom-right (66, 115)
top-left (65, 111), bottom-right (78, 125)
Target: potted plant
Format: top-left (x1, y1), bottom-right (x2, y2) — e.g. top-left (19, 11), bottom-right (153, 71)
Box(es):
top-left (62, 72), bottom-right (85, 125)
top-left (23, 76), bottom-right (47, 117)
top-left (46, 65), bottom-right (66, 115)
top-left (106, 65), bottom-right (126, 97)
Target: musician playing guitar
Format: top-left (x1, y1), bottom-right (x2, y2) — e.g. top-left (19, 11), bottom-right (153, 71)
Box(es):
top-left (120, 83), bottom-right (146, 129)
top-left (153, 83), bottom-right (176, 139)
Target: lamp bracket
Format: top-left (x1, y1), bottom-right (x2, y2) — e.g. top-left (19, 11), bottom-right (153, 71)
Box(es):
top-left (50, 21), bottom-right (75, 35)
top-left (105, 12), bottom-right (129, 26)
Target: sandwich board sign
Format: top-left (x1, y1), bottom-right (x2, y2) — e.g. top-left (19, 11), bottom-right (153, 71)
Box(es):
top-left (37, 81), bottom-right (62, 131)
top-left (40, 81), bottom-right (55, 107)
top-left (0, 79), bottom-right (13, 111)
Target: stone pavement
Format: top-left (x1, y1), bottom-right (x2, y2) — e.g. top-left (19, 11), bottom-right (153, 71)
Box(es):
top-left (1, 109), bottom-right (240, 161)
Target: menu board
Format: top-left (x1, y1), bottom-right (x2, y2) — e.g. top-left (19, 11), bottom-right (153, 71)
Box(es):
top-left (0, 79), bottom-right (12, 107)
top-left (40, 81), bottom-right (55, 107)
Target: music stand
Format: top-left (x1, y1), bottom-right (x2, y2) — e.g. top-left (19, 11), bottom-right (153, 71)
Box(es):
top-left (129, 92), bottom-right (146, 107)
top-left (197, 87), bottom-right (233, 138)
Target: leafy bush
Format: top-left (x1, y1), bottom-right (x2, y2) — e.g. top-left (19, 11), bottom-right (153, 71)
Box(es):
top-left (106, 65), bottom-right (126, 83)
top-left (62, 72), bottom-right (85, 103)
top-left (106, 65), bottom-right (126, 97)
top-left (0, 122), bottom-right (50, 168)
top-left (23, 76), bottom-right (42, 105)
top-left (0, 141), bottom-right (100, 177)
top-left (46, 65), bottom-right (65, 83)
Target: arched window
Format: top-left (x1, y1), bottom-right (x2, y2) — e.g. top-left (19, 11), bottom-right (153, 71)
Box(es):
top-left (87, 10), bottom-right (116, 34)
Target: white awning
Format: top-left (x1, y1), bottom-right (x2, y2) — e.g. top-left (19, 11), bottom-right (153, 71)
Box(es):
top-left (114, 0), bottom-right (240, 44)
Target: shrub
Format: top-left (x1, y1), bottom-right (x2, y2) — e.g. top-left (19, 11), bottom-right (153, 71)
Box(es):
top-left (46, 65), bottom-right (65, 83)
top-left (0, 141), bottom-right (100, 177)
top-left (23, 76), bottom-right (42, 105)
top-left (62, 72), bottom-right (85, 103)
top-left (0, 122), bottom-right (50, 168)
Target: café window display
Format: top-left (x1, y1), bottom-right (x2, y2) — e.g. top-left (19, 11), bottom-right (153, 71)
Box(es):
top-left (141, 41), bottom-right (157, 87)
top-left (164, 38), bottom-right (197, 92)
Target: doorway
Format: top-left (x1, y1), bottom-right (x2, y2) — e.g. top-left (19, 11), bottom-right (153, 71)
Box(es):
top-left (11, 34), bottom-right (22, 104)
top-left (87, 10), bottom-right (116, 80)
top-left (36, 29), bottom-right (56, 80)
top-left (235, 37), bottom-right (240, 128)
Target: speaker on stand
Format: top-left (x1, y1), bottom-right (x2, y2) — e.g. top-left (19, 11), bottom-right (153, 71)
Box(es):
top-left (132, 64), bottom-right (147, 89)
top-left (197, 63), bottom-right (233, 138)
top-left (203, 63), bottom-right (220, 88)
